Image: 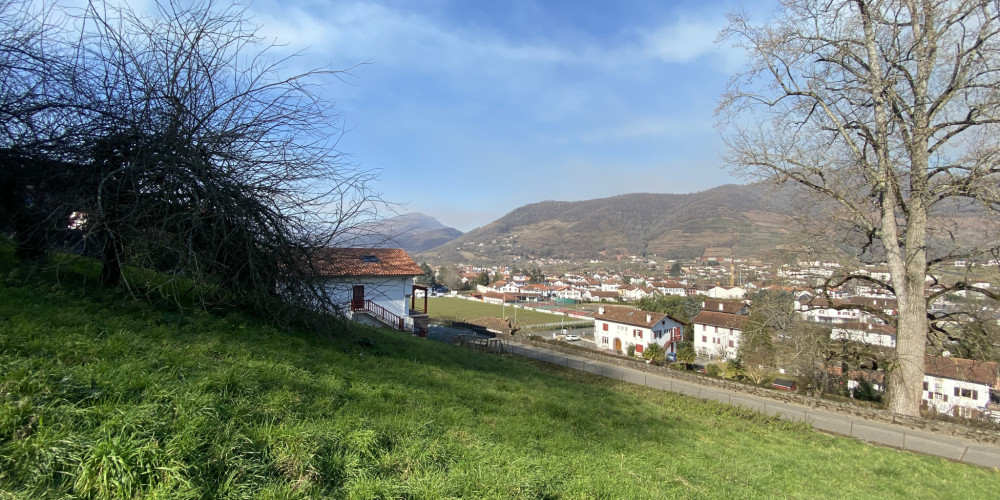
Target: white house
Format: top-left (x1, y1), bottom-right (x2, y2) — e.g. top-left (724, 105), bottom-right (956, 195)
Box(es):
top-left (655, 281), bottom-right (688, 297)
top-left (830, 322), bottom-right (896, 348)
top-left (593, 306), bottom-right (685, 356)
top-left (619, 284), bottom-right (656, 302)
top-left (553, 287), bottom-right (585, 301)
top-left (797, 297), bottom-right (895, 325)
top-left (706, 286), bottom-right (746, 299)
top-left (315, 247), bottom-right (427, 333)
top-left (492, 281), bottom-right (521, 293)
top-left (691, 309), bottom-right (748, 360)
top-left (922, 356), bottom-right (999, 418)
top-left (586, 290), bottom-right (621, 302)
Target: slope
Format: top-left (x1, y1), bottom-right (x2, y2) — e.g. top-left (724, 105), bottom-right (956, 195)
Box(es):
top-left (1, 251), bottom-right (998, 498)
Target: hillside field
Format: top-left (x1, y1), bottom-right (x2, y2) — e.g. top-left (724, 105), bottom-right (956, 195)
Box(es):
top-left (1, 259), bottom-right (999, 498)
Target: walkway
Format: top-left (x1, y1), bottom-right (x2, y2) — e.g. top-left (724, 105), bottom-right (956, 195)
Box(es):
top-left (504, 341), bottom-right (1000, 469)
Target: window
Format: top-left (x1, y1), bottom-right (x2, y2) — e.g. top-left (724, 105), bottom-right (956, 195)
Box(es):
top-left (714, 326), bottom-right (719, 333)
top-left (958, 388), bottom-right (977, 399)
top-left (728, 340), bottom-right (734, 348)
top-left (360, 254), bottom-right (380, 263)
top-left (602, 336), bottom-right (608, 345)
top-left (702, 335), bottom-right (707, 343)
top-left (923, 381), bottom-right (928, 391)
top-left (602, 323), bottom-right (608, 331)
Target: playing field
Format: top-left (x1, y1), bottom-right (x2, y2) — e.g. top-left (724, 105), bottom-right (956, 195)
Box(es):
top-left (427, 296), bottom-right (591, 328)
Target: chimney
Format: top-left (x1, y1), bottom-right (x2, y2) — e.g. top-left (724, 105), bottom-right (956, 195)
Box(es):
top-left (598, 306), bottom-right (605, 315)
top-left (646, 314), bottom-right (652, 323)
top-left (719, 303), bottom-right (724, 311)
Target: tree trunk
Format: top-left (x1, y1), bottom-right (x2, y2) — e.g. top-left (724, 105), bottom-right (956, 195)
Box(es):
top-left (885, 270), bottom-right (928, 416)
top-left (99, 233), bottom-right (122, 287)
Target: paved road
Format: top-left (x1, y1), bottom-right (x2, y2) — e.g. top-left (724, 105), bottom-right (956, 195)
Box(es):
top-left (504, 340), bottom-right (1000, 469)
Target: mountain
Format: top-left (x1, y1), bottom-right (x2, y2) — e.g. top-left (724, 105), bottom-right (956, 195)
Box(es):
top-left (380, 212), bottom-right (463, 253)
top-left (420, 184), bottom-right (799, 262)
top-left (419, 182), bottom-right (1000, 264)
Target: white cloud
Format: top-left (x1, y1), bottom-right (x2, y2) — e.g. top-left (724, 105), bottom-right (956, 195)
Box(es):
top-left (639, 19), bottom-right (722, 63)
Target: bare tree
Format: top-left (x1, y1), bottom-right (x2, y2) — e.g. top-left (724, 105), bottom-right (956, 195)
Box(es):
top-left (0, 1), bottom-right (86, 260)
top-left (719, 1), bottom-right (1000, 416)
top-left (0, 0), bottom-right (382, 331)
top-left (777, 320), bottom-right (837, 396)
top-left (70, 0), bottom-right (382, 324)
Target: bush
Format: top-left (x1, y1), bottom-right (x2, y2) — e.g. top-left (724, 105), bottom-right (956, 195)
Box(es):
top-left (642, 343), bottom-right (666, 365)
top-left (706, 364), bottom-right (721, 377)
top-left (851, 377), bottom-right (883, 403)
top-left (626, 343), bottom-right (636, 357)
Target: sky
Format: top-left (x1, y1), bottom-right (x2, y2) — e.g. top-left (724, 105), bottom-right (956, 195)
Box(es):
top-left (146, 0), bottom-right (780, 232)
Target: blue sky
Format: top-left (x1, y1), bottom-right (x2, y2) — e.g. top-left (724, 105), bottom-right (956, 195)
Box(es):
top-left (244, 0), bottom-right (778, 231)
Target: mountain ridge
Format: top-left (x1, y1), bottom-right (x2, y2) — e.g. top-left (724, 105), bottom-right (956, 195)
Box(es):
top-left (418, 184), bottom-right (796, 262)
top-left (381, 212), bottom-right (464, 253)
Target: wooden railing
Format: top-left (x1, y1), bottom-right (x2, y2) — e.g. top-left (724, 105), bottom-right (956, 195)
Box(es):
top-left (352, 299), bottom-right (404, 331)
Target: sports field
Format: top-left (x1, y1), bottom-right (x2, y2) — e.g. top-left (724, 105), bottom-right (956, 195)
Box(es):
top-left (427, 296), bottom-right (592, 328)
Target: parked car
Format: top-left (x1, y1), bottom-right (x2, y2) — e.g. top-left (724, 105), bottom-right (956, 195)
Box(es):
top-left (564, 334), bottom-right (581, 341)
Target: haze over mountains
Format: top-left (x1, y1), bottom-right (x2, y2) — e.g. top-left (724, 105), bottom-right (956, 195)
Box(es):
top-left (416, 184), bottom-right (799, 263)
top-left (396, 183), bottom-right (996, 264)
top-left (377, 212), bottom-right (464, 253)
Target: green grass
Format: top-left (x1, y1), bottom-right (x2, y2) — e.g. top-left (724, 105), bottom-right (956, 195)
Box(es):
top-left (1, 259), bottom-right (999, 498)
top-left (427, 296), bottom-right (589, 328)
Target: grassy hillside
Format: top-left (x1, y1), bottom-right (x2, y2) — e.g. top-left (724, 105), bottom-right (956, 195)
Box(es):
top-left (1, 260), bottom-right (999, 498)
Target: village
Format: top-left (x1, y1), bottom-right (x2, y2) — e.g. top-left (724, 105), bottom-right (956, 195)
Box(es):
top-left (326, 247), bottom-right (1000, 425)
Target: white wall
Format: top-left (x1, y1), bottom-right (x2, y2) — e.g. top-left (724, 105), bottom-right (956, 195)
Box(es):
top-left (324, 276), bottom-right (414, 318)
top-left (694, 323), bottom-right (741, 360)
top-left (595, 318), bottom-right (684, 355)
top-left (923, 375), bottom-right (991, 417)
top-left (830, 327), bottom-right (896, 348)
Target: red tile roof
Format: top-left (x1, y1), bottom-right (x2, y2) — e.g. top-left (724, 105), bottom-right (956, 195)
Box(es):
top-left (924, 356), bottom-right (1000, 387)
top-left (593, 306), bottom-right (686, 328)
top-left (702, 299), bottom-right (749, 315)
top-left (691, 310), bottom-right (749, 330)
top-left (313, 248), bottom-right (424, 277)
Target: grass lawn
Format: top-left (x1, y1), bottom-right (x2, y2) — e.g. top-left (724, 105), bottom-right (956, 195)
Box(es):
top-left (1, 263), bottom-right (999, 498)
top-left (427, 296), bottom-right (590, 328)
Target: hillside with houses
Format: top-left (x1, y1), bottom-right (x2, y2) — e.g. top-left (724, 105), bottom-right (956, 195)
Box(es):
top-left (422, 254), bottom-right (1000, 423)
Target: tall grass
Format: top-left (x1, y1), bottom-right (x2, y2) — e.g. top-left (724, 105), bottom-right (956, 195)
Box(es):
top-left (1, 251), bottom-right (998, 498)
